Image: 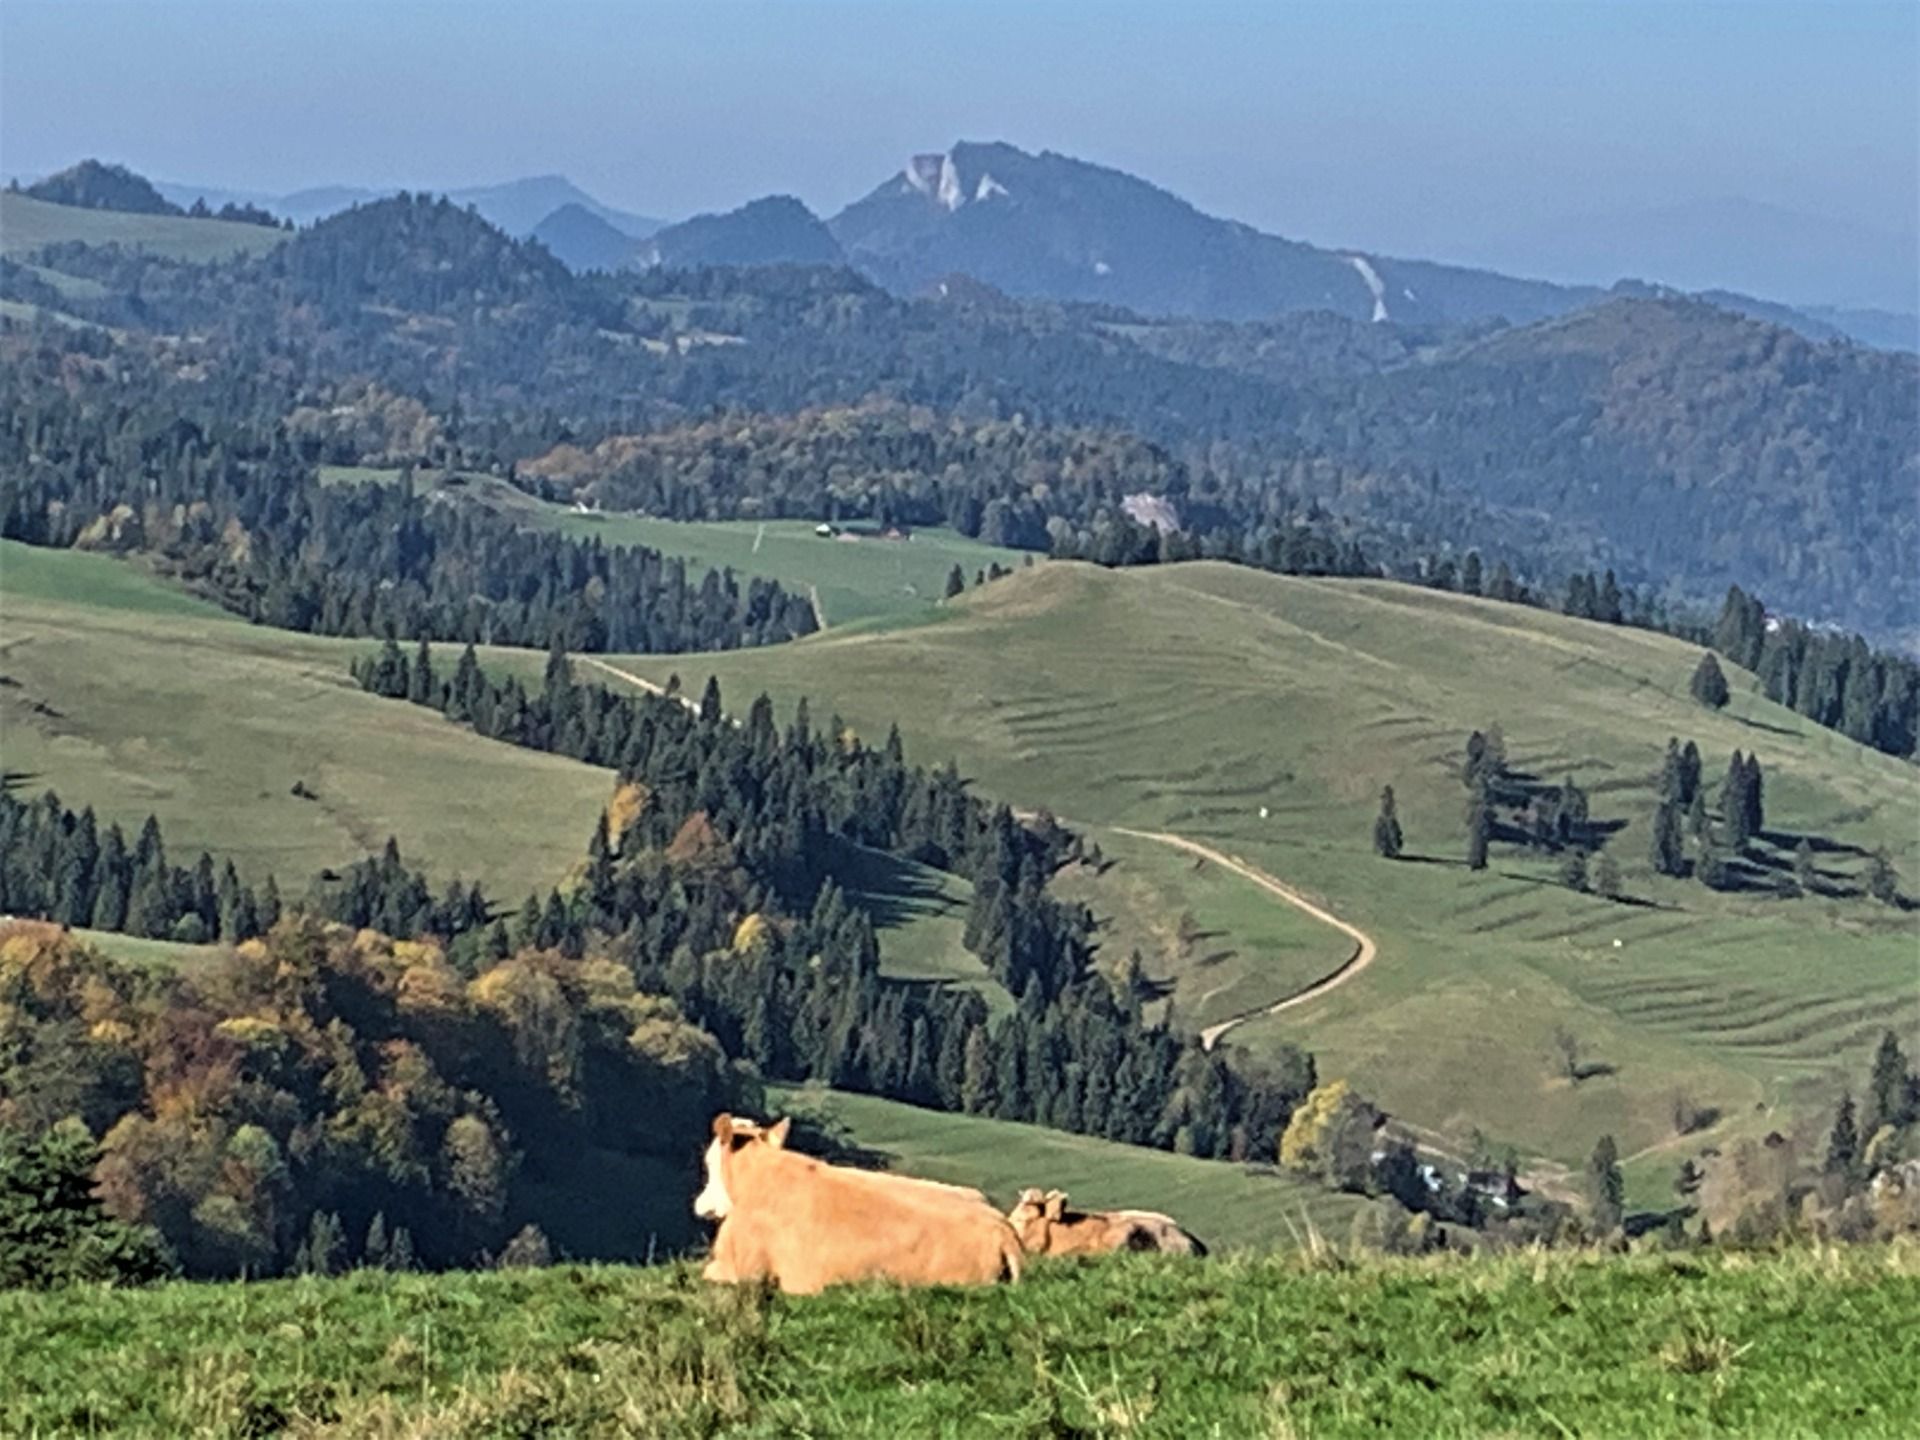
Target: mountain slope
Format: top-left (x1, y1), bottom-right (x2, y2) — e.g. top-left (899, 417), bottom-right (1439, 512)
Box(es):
top-left (0, 193), bottom-right (285, 263)
top-left (830, 141), bottom-right (1597, 326)
top-left (1284, 296), bottom-right (1920, 633)
top-left (639, 195), bottom-right (844, 269)
top-left (531, 201), bottom-right (639, 271)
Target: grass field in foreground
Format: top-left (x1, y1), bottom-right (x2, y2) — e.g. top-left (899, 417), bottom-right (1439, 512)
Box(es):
top-left (316, 466), bottom-right (1031, 626)
top-left (772, 1084), bottom-right (1368, 1250)
top-left (0, 542), bottom-right (610, 895)
top-left (601, 562), bottom-right (1920, 1198)
top-left (4, 1247), bottom-right (1912, 1437)
top-left (0, 192), bottom-right (287, 263)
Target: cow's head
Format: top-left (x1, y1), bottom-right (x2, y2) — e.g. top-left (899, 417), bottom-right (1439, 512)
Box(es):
top-left (694, 1112), bottom-right (791, 1220)
top-left (1007, 1186), bottom-right (1066, 1249)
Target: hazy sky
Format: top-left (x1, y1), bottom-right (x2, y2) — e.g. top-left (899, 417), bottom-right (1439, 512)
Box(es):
top-left (4, 1), bottom-right (1915, 299)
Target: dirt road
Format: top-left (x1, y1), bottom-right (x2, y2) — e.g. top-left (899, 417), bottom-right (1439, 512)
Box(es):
top-left (1108, 827), bottom-right (1378, 1049)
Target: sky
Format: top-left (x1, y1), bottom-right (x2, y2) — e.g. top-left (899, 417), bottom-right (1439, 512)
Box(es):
top-left (4, 1), bottom-right (1915, 307)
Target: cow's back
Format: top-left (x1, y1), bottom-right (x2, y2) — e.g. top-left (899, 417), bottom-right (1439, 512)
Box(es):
top-left (728, 1151), bottom-right (1019, 1293)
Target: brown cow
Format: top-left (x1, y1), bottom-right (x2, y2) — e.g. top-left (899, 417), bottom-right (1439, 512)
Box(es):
top-left (694, 1114), bottom-right (1023, 1294)
top-left (1007, 1187), bottom-right (1208, 1258)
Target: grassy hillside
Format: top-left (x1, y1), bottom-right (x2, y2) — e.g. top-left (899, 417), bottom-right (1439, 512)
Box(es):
top-left (0, 191), bottom-right (286, 263)
top-left (318, 465), bottom-right (1028, 626)
top-left (598, 562), bottom-right (1920, 1198)
top-left (4, 1247), bottom-right (1912, 1436)
top-left (0, 542), bottom-right (609, 894)
top-left (772, 1084), bottom-right (1367, 1250)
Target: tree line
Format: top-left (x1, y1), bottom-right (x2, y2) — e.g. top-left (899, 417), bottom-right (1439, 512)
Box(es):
top-left (0, 789), bottom-right (491, 947)
top-left (356, 640), bottom-right (1324, 1165)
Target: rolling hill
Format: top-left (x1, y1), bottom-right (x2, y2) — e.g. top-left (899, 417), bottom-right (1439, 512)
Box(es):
top-left (0, 542), bottom-right (609, 895)
top-left (637, 195), bottom-right (844, 270)
top-left (0, 192), bottom-right (286, 263)
top-left (595, 561), bottom-right (1919, 1199)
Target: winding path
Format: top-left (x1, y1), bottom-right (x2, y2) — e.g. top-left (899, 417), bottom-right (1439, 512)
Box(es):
top-left (570, 659), bottom-right (1379, 1048)
top-left (1108, 827), bottom-right (1378, 1050)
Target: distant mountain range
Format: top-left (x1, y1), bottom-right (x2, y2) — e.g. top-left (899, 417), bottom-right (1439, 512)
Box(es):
top-left (828, 141), bottom-right (1597, 329)
top-left (148, 172), bottom-right (664, 240)
top-left (14, 148), bottom-right (1913, 351)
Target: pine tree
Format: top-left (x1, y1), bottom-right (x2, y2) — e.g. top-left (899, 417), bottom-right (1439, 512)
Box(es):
top-left (1679, 741), bottom-right (1703, 805)
top-left (960, 1025), bottom-right (995, 1115)
top-left (1649, 801), bottom-right (1685, 877)
top-left (1689, 652), bottom-right (1730, 709)
top-left (1372, 786), bottom-right (1404, 859)
top-left (699, 675), bottom-right (723, 725)
top-left (363, 1212), bottom-right (390, 1269)
top-left (1720, 750), bottom-right (1751, 848)
top-left (944, 565), bottom-right (966, 599)
top-left (1585, 1134), bottom-right (1624, 1234)
top-left (1866, 1030), bottom-right (1909, 1134)
top-left (1461, 551), bottom-right (1483, 597)
top-left (1823, 1093), bottom-right (1859, 1179)
top-left (1593, 851), bottom-right (1622, 900)
top-left (1465, 781), bottom-right (1491, 871)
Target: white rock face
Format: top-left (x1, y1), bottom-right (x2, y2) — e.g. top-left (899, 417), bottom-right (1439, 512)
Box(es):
top-left (1093, 259), bottom-right (1112, 275)
top-left (975, 173), bottom-right (1008, 201)
top-left (903, 151), bottom-right (970, 212)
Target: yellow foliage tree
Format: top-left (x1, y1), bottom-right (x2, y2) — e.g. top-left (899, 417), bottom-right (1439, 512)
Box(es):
top-left (604, 781), bottom-right (650, 847)
top-left (1279, 1079), bottom-right (1379, 1190)
top-left (732, 912), bottom-right (770, 955)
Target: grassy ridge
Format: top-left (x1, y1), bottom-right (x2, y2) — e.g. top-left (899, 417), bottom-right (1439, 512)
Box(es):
top-left (0, 542), bottom-right (610, 895)
top-left (596, 562), bottom-right (1920, 1194)
top-left (3, 1248), bottom-right (1912, 1436)
top-left (0, 192), bottom-right (286, 263)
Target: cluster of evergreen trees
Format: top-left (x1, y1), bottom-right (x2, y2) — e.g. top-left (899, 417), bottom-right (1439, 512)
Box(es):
top-left (355, 641), bottom-right (1322, 1162)
top-left (1713, 586), bottom-right (1919, 759)
top-left (0, 792), bottom-right (278, 945)
top-left (0, 790), bottom-right (487, 947)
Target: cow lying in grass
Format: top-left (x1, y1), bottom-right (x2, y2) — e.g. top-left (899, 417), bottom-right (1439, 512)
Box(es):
top-left (694, 1114), bottom-right (1024, 1293)
top-left (1006, 1188), bottom-right (1208, 1257)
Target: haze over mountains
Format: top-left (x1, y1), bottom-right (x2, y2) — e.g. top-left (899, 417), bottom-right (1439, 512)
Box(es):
top-left (21, 140), bottom-right (1907, 351)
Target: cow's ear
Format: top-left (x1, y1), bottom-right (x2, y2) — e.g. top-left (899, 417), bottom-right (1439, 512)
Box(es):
top-left (1016, 1187), bottom-right (1044, 1206)
top-left (765, 1117), bottom-right (792, 1149)
top-left (1043, 1191), bottom-right (1067, 1220)
top-left (711, 1113), bottom-right (733, 1142)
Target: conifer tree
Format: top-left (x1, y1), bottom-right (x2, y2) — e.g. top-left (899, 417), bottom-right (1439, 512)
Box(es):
top-left (1649, 801), bottom-right (1686, 877)
top-left (1593, 851), bottom-right (1622, 899)
top-left (1866, 1031), bottom-right (1909, 1135)
top-left (944, 565), bottom-right (965, 599)
top-left (1689, 652), bottom-right (1730, 709)
top-left (1585, 1134), bottom-right (1624, 1234)
top-left (1560, 849), bottom-right (1589, 893)
top-left (1372, 786), bottom-right (1404, 859)
top-left (1466, 787), bottom-right (1491, 871)
top-left (1823, 1093), bottom-right (1859, 1179)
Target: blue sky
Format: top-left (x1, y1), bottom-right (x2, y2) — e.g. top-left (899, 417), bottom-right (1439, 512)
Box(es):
top-left (4, 2), bottom-right (1914, 304)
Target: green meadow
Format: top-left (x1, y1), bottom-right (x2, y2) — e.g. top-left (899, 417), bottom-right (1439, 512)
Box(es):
top-left (2, 1246), bottom-right (1912, 1437)
top-left (0, 192), bottom-right (286, 264)
top-left (316, 466), bottom-right (1029, 626)
top-left (0, 541), bottom-right (609, 896)
top-left (592, 561), bottom-right (1919, 1200)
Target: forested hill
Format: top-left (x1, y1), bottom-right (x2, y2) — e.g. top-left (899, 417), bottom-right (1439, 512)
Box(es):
top-left (6, 191), bottom-right (1917, 637)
